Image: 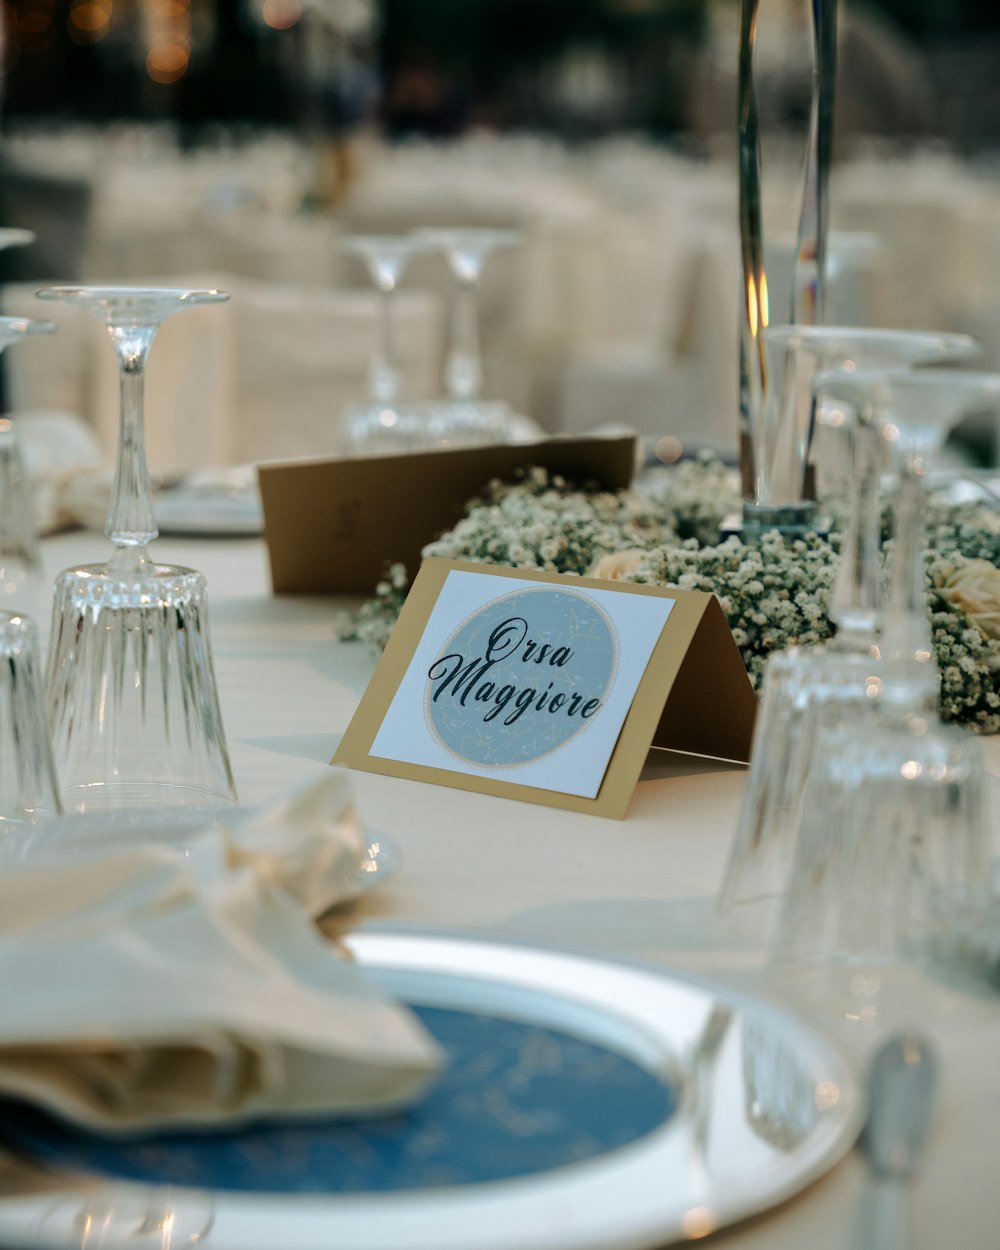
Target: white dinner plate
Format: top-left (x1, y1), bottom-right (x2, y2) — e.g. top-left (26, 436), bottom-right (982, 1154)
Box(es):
top-left (2, 807), bottom-right (398, 907)
top-left (0, 928), bottom-right (860, 1250)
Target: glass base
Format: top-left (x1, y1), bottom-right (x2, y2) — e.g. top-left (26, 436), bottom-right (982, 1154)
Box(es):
top-left (716, 645), bottom-right (880, 942)
top-left (46, 561), bottom-right (237, 813)
top-left (35, 1190), bottom-right (214, 1247)
top-left (728, 500), bottom-right (830, 540)
top-left (341, 401), bottom-right (435, 456)
top-left (426, 399), bottom-right (512, 448)
top-left (59, 780), bottom-right (236, 814)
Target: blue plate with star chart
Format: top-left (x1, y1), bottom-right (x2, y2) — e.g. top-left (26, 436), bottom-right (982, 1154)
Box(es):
top-left (0, 930), bottom-right (860, 1250)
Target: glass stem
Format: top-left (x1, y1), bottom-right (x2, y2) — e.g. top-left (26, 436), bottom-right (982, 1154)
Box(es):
top-left (106, 326), bottom-right (158, 556)
top-left (446, 276), bottom-right (482, 401)
top-left (829, 410), bottom-right (881, 651)
top-left (738, 0), bottom-right (765, 500)
top-left (882, 455), bottom-right (932, 664)
top-left (370, 286), bottom-right (398, 403)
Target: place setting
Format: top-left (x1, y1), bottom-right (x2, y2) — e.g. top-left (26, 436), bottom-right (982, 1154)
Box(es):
top-left (1, 0), bottom-right (1000, 1247)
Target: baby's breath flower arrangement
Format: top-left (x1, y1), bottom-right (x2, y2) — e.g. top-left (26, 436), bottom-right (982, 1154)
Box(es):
top-left (335, 562), bottom-right (410, 653)
top-left (638, 451), bottom-right (742, 546)
top-left (421, 466), bottom-right (672, 574)
top-left (627, 531), bottom-right (837, 689)
top-left (335, 457), bottom-right (1000, 733)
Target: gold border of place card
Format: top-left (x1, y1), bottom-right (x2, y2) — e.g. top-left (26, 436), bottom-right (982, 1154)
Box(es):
top-left (258, 435), bottom-right (637, 594)
top-left (334, 559), bottom-right (757, 819)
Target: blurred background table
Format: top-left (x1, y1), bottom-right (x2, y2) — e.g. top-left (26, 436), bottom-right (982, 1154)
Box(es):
top-left (4, 131), bottom-right (1000, 469)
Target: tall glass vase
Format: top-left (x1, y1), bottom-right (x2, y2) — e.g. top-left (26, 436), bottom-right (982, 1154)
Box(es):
top-left (738, 0), bottom-right (837, 533)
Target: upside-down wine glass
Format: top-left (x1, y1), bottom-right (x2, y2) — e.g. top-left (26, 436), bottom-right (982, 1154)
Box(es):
top-left (0, 316), bottom-right (57, 599)
top-left (814, 366), bottom-right (1000, 710)
top-left (36, 287), bottom-right (236, 813)
top-left (716, 330), bottom-right (979, 940)
top-left (768, 368), bottom-right (1000, 1019)
top-left (338, 234), bottom-right (434, 454)
top-left (0, 610), bottom-right (61, 827)
top-left (414, 227), bottom-right (522, 445)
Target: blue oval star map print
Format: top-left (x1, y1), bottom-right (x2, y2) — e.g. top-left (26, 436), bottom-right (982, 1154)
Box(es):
top-left (425, 588), bottom-right (618, 769)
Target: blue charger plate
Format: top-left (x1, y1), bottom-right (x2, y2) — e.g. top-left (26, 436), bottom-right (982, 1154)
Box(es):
top-left (0, 1004), bottom-right (678, 1195)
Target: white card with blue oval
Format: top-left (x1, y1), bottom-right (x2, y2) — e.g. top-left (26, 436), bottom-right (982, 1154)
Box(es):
top-left (335, 559), bottom-right (756, 818)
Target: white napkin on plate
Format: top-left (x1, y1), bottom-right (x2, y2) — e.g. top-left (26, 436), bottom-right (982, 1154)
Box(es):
top-left (0, 775), bottom-right (442, 1135)
top-left (9, 772), bottom-right (374, 922)
top-left (221, 770), bottom-right (371, 918)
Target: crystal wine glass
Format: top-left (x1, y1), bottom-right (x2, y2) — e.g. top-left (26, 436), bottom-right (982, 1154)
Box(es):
top-left (0, 316), bottom-right (57, 599)
top-left (36, 287), bottom-right (237, 813)
top-left (0, 610), bottom-right (61, 826)
top-left (413, 227), bottom-right (521, 445)
top-left (716, 330), bottom-right (979, 939)
top-left (771, 711), bottom-right (990, 1026)
top-left (764, 369), bottom-right (1000, 1011)
top-left (338, 234), bottom-right (435, 454)
top-left (812, 367), bottom-right (1000, 711)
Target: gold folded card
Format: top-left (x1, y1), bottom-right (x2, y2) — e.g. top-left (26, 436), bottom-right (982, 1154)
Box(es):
top-left (258, 435), bottom-right (637, 594)
top-left (335, 559), bottom-right (757, 819)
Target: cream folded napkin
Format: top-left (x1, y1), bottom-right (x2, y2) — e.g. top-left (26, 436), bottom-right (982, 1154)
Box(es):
top-left (10, 772), bottom-right (375, 922)
top-left (220, 770), bottom-right (372, 918)
top-left (10, 409), bottom-right (103, 535)
top-left (0, 776), bottom-right (442, 1135)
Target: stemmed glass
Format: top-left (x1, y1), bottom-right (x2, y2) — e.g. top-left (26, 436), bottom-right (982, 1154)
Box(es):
top-left (768, 368), bottom-right (1000, 1015)
top-left (0, 610), bottom-right (61, 827)
top-left (36, 287), bottom-right (237, 813)
top-left (338, 234), bottom-right (434, 454)
top-left (813, 367), bottom-right (1000, 708)
top-left (0, 316), bottom-right (57, 599)
top-left (414, 227), bottom-right (521, 445)
top-left (716, 330), bottom-right (978, 939)
top-left (774, 714), bottom-right (988, 996)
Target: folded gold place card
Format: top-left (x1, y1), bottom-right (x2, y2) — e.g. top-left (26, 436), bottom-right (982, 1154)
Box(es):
top-left (258, 435), bottom-right (637, 594)
top-left (335, 559), bottom-right (757, 819)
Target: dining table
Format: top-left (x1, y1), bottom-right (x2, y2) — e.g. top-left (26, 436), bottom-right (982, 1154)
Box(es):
top-left (9, 522), bottom-right (1000, 1250)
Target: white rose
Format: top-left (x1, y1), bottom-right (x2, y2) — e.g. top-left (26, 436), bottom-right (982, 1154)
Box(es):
top-left (589, 550), bottom-right (646, 581)
top-left (936, 559), bottom-right (1000, 640)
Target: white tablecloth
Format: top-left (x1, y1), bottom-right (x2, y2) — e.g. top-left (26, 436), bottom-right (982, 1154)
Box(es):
top-left (13, 529), bottom-right (1000, 1250)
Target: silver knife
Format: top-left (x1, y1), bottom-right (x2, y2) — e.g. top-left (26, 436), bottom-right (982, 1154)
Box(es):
top-left (857, 1033), bottom-right (939, 1250)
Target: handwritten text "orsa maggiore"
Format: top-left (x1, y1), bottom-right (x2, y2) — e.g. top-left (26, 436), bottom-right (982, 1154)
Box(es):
top-left (427, 615), bottom-right (603, 726)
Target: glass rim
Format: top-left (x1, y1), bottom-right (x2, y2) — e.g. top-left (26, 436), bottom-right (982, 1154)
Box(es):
top-left (765, 324), bottom-right (978, 357)
top-left (412, 226), bottom-right (523, 247)
top-left (0, 315), bottom-right (56, 338)
top-left (35, 286), bottom-right (229, 304)
top-left (0, 227), bottom-right (35, 247)
top-left (338, 234), bottom-right (433, 252)
top-left (813, 365), bottom-right (1000, 399)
